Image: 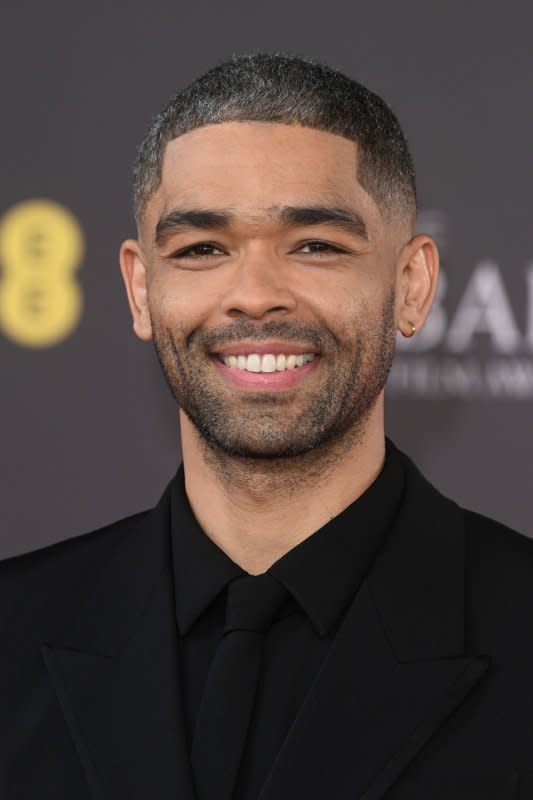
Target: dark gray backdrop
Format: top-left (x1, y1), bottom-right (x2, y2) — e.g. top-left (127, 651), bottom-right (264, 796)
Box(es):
top-left (1, 1), bottom-right (531, 558)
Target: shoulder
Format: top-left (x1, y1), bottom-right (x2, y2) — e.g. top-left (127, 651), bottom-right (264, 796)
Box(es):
top-left (461, 508), bottom-right (533, 624)
top-left (396, 440), bottom-right (533, 590)
top-left (0, 507), bottom-right (152, 576)
top-left (397, 441), bottom-right (532, 562)
top-left (397, 442), bottom-right (533, 649)
top-left (0, 507), bottom-right (153, 639)
top-left (463, 506), bottom-right (533, 560)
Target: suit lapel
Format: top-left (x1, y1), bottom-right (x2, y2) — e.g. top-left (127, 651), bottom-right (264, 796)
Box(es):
top-left (41, 482), bottom-right (196, 800)
top-left (258, 453), bottom-right (490, 800)
top-left (41, 450), bottom-right (491, 800)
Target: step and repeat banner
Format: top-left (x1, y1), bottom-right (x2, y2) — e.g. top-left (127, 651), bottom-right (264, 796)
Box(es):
top-left (1, 2), bottom-right (531, 556)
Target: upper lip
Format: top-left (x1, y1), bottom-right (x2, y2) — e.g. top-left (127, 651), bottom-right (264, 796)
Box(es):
top-left (213, 341), bottom-right (319, 357)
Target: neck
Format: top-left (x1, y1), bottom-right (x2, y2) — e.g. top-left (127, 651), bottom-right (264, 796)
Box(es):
top-left (179, 400), bottom-right (386, 575)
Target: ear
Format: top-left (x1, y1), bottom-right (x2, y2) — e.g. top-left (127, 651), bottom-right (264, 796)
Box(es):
top-left (119, 239), bottom-right (153, 341)
top-left (395, 234), bottom-right (439, 339)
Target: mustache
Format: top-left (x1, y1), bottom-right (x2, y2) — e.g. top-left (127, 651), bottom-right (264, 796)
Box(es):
top-left (188, 319), bottom-right (340, 352)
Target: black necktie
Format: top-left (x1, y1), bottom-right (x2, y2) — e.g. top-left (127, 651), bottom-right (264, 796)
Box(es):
top-left (191, 572), bottom-right (288, 800)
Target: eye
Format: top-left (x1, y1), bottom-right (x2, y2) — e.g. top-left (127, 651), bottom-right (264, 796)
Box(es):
top-left (297, 241), bottom-right (346, 256)
top-left (170, 242), bottom-right (226, 260)
top-left (168, 239), bottom-right (348, 262)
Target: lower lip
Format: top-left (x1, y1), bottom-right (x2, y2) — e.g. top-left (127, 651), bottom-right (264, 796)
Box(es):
top-left (212, 355), bottom-right (321, 390)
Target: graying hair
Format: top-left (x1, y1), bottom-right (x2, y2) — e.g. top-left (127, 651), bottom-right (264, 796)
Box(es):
top-left (132, 51), bottom-right (416, 226)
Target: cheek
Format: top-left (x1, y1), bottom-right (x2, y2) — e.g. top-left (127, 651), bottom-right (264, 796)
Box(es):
top-left (305, 272), bottom-right (370, 329)
top-left (148, 272), bottom-right (213, 333)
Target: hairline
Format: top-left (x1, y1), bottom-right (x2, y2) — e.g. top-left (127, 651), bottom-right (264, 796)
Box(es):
top-left (134, 120), bottom-right (415, 234)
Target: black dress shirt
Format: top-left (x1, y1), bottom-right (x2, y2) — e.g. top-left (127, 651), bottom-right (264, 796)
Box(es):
top-left (170, 438), bottom-right (405, 800)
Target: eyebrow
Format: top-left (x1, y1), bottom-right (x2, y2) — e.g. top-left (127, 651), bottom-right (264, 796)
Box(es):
top-left (154, 204), bottom-right (369, 245)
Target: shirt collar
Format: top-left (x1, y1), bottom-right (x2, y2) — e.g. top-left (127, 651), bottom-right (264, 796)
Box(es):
top-left (170, 437), bottom-right (405, 638)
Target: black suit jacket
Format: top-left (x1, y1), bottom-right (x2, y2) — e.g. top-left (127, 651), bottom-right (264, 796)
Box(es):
top-left (2, 448), bottom-right (533, 799)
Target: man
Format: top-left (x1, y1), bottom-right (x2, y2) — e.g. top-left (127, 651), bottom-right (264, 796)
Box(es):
top-left (2, 52), bottom-right (533, 800)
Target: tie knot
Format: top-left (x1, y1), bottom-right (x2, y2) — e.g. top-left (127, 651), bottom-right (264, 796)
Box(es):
top-left (224, 573), bottom-right (288, 634)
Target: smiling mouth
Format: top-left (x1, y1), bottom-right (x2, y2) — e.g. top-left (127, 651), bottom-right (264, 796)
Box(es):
top-left (216, 352), bottom-right (317, 373)
top-left (211, 351), bottom-right (321, 391)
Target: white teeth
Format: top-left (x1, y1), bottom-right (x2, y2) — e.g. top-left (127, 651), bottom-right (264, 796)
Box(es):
top-left (246, 354), bottom-right (261, 372)
top-left (261, 354), bottom-right (277, 372)
top-left (221, 352), bottom-right (316, 372)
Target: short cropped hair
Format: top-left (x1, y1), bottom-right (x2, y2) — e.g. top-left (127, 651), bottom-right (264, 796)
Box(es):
top-left (133, 51), bottom-right (416, 228)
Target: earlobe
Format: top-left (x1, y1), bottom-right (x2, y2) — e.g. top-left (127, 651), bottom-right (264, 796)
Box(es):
top-left (396, 234), bottom-right (439, 339)
top-left (119, 239), bottom-right (153, 341)
top-left (400, 321), bottom-right (417, 339)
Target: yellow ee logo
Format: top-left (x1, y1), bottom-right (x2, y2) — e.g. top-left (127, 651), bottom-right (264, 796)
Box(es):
top-left (0, 199), bottom-right (84, 347)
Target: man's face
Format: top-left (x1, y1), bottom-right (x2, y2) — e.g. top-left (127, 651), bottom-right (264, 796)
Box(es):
top-left (135, 122), bottom-right (404, 459)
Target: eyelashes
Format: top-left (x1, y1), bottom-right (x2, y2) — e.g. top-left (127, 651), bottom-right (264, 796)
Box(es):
top-left (169, 240), bottom-right (349, 261)
top-left (170, 242), bottom-right (224, 260)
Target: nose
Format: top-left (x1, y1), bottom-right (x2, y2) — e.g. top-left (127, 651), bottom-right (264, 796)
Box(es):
top-left (220, 253), bottom-right (298, 319)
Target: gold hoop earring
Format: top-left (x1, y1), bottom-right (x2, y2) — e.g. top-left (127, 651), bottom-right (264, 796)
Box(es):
top-left (402, 322), bottom-right (416, 338)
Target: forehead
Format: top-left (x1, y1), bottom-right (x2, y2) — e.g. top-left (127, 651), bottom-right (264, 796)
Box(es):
top-left (145, 121), bottom-right (382, 233)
